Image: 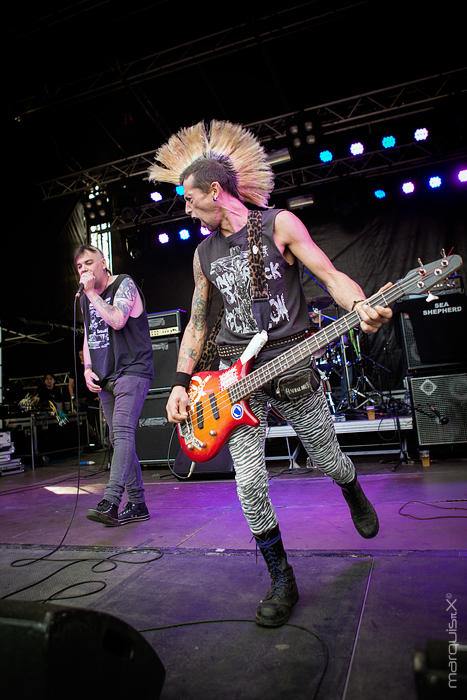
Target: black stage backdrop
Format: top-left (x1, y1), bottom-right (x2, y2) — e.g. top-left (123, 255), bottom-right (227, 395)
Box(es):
top-left (2, 192), bottom-right (465, 392)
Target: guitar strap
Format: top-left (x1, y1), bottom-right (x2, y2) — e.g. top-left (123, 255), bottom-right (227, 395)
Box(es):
top-left (246, 210), bottom-right (271, 333)
top-left (194, 210), bottom-right (270, 372)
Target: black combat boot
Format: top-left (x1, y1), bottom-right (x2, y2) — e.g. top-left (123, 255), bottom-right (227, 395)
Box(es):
top-left (339, 475), bottom-right (379, 538)
top-left (254, 525), bottom-right (299, 627)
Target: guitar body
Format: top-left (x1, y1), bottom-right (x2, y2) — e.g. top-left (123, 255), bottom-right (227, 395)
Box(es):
top-left (178, 357), bottom-right (259, 462)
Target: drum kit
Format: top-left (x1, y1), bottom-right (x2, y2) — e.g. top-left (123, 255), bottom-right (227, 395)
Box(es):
top-left (306, 296), bottom-right (387, 414)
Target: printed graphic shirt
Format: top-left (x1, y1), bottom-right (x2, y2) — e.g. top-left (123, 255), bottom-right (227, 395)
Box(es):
top-left (80, 274), bottom-right (154, 383)
top-left (196, 209), bottom-right (310, 363)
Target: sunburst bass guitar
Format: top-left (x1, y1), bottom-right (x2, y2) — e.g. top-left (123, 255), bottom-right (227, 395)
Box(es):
top-left (177, 254), bottom-right (462, 462)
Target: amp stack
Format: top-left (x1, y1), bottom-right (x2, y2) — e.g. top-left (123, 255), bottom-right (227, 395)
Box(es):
top-left (396, 274), bottom-right (467, 451)
top-left (135, 309), bottom-right (187, 464)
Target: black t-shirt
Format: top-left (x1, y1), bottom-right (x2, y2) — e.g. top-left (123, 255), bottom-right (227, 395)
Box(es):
top-left (80, 274), bottom-right (154, 383)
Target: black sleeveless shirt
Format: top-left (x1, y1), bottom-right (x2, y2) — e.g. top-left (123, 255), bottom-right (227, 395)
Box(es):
top-left (80, 274), bottom-right (154, 383)
top-left (196, 209), bottom-right (310, 363)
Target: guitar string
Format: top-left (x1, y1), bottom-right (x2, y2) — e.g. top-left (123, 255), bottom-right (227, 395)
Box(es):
top-left (184, 279), bottom-right (408, 422)
top-left (180, 261), bottom-right (454, 436)
top-left (182, 269), bottom-right (437, 429)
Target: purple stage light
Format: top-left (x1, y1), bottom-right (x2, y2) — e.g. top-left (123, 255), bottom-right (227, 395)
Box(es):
top-left (158, 233), bottom-right (169, 244)
top-left (350, 142), bottom-right (365, 156)
top-left (458, 169), bottom-right (467, 183)
top-left (402, 181), bottom-right (415, 195)
top-left (414, 128), bottom-right (429, 142)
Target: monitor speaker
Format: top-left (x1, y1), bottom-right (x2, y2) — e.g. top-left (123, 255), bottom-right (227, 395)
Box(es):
top-left (150, 337), bottom-right (180, 393)
top-left (136, 392), bottom-right (176, 464)
top-left (0, 600), bottom-right (165, 697)
top-left (407, 373), bottom-right (467, 445)
top-left (173, 444), bottom-right (234, 477)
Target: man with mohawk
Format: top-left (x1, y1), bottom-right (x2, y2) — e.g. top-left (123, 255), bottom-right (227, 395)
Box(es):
top-left (149, 120), bottom-right (392, 627)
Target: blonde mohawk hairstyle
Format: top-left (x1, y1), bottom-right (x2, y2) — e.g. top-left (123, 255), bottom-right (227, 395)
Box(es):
top-left (148, 119), bottom-right (275, 208)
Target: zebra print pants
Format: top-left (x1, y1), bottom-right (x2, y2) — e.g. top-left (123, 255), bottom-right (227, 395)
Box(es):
top-left (226, 384), bottom-right (355, 536)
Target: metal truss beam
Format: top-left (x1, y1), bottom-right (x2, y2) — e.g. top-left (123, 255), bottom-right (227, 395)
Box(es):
top-left (13, 2), bottom-right (366, 119)
top-left (39, 69), bottom-right (466, 202)
top-left (114, 140), bottom-right (463, 230)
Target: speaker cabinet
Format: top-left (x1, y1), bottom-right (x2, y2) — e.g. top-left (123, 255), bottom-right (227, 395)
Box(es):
top-left (407, 373), bottom-right (467, 446)
top-left (0, 600), bottom-right (165, 697)
top-left (397, 292), bottom-right (466, 374)
top-left (135, 392), bottom-right (176, 464)
top-left (149, 336), bottom-right (180, 393)
top-left (173, 444), bottom-right (234, 477)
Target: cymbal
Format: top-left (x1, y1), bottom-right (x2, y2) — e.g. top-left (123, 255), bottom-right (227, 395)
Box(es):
top-left (306, 296), bottom-right (334, 311)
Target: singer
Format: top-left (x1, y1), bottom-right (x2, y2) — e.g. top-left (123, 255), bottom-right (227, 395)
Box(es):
top-left (74, 244), bottom-right (154, 526)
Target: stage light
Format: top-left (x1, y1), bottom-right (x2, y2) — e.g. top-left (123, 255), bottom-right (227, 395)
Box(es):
top-left (286, 116), bottom-right (321, 160)
top-left (266, 147), bottom-right (291, 165)
top-left (458, 169), bottom-right (467, 183)
top-left (158, 233), bottom-right (169, 244)
top-left (83, 187), bottom-right (111, 225)
top-left (350, 142), bottom-right (365, 156)
top-left (414, 128), bottom-right (429, 142)
top-left (175, 185), bottom-right (184, 196)
top-left (402, 181), bottom-right (415, 195)
top-left (374, 189), bottom-right (386, 199)
top-left (178, 228), bottom-right (190, 240)
top-left (428, 176), bottom-right (442, 189)
top-left (319, 150), bottom-right (333, 163)
top-left (382, 135), bottom-right (396, 149)
top-left (150, 191), bottom-right (162, 202)
top-left (200, 226), bottom-right (210, 236)
top-left (287, 194), bottom-right (314, 209)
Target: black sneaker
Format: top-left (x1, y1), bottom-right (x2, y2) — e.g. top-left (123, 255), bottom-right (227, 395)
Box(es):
top-left (118, 502), bottom-right (150, 526)
top-left (86, 499), bottom-right (119, 526)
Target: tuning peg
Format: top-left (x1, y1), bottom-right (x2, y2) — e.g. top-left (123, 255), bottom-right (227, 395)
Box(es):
top-left (417, 258), bottom-right (424, 267)
top-left (440, 248), bottom-right (446, 258)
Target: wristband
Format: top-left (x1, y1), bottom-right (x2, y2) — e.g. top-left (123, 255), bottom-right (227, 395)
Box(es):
top-left (171, 372), bottom-right (191, 390)
top-left (352, 299), bottom-right (365, 310)
top-left (84, 368), bottom-right (93, 375)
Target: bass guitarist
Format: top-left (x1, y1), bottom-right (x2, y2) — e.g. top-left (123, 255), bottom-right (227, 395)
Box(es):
top-left (149, 120), bottom-right (392, 628)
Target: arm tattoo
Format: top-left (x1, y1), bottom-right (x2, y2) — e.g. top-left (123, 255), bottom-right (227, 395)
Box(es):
top-left (114, 277), bottom-right (137, 321)
top-left (177, 251), bottom-right (212, 373)
top-left (89, 277), bottom-right (137, 330)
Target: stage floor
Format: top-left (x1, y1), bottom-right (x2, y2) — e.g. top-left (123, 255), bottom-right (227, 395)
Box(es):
top-left (0, 450), bottom-right (466, 698)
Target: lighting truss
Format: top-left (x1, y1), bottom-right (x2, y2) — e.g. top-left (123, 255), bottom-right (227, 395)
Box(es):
top-left (38, 69), bottom-right (466, 207)
top-left (13, 2), bottom-right (369, 120)
top-left (114, 138), bottom-right (462, 229)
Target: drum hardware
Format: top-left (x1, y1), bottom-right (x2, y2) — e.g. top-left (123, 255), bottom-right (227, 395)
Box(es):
top-left (335, 330), bottom-right (390, 413)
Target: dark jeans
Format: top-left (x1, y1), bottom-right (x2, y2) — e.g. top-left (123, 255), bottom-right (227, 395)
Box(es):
top-left (99, 374), bottom-right (151, 506)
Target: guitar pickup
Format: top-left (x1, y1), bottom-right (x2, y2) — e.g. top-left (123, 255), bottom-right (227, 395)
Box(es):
top-left (209, 393), bottom-right (220, 420)
top-left (196, 401), bottom-right (204, 430)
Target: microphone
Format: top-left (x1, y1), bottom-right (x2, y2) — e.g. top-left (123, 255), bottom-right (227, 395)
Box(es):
top-left (429, 405), bottom-right (449, 425)
top-left (75, 283), bottom-right (84, 298)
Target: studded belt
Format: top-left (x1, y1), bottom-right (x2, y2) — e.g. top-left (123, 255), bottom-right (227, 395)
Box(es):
top-left (217, 329), bottom-right (310, 359)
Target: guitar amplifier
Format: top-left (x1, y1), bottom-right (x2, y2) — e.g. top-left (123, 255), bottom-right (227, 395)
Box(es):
top-left (396, 292), bottom-right (466, 373)
top-left (149, 337), bottom-right (180, 393)
top-left (147, 309), bottom-right (187, 340)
